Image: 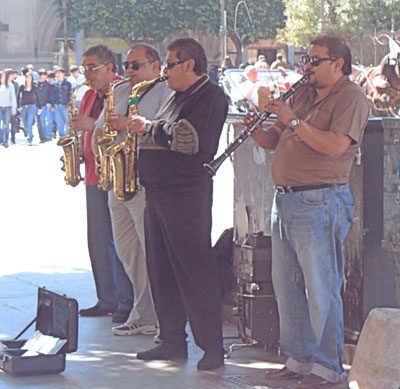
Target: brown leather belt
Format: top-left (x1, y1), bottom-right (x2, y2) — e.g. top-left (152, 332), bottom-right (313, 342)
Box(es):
top-left (274, 183), bottom-right (340, 194)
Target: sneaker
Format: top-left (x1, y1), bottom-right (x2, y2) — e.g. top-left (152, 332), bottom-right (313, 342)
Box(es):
top-left (153, 333), bottom-right (163, 344)
top-left (112, 322), bottom-right (158, 336)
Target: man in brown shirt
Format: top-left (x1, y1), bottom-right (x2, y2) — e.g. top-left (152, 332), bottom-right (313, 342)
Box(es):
top-left (246, 36), bottom-right (369, 388)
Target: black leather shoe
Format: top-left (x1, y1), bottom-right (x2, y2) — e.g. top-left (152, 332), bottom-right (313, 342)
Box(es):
top-left (197, 348), bottom-right (225, 371)
top-left (79, 303), bottom-right (115, 317)
top-left (136, 343), bottom-right (188, 361)
top-left (111, 308), bottom-right (130, 323)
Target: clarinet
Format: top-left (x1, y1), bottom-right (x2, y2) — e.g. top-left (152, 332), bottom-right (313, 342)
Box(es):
top-left (204, 74), bottom-right (309, 176)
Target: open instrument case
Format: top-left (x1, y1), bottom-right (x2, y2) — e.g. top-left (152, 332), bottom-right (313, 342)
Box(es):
top-left (0, 287), bottom-right (78, 375)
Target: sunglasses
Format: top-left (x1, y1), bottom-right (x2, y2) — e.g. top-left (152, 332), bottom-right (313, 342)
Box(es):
top-left (162, 58), bottom-right (191, 70)
top-left (123, 61), bottom-right (150, 71)
top-left (301, 55), bottom-right (338, 67)
top-left (80, 64), bottom-right (106, 73)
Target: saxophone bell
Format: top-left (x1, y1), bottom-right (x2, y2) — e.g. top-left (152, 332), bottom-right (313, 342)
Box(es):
top-left (95, 77), bottom-right (131, 192)
top-left (57, 80), bottom-right (90, 187)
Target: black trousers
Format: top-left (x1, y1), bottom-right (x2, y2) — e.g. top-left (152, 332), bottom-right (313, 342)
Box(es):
top-left (144, 179), bottom-right (223, 352)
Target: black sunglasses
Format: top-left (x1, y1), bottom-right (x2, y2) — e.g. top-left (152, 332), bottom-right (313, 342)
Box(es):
top-left (301, 55), bottom-right (338, 67)
top-left (123, 61), bottom-right (150, 71)
top-left (162, 58), bottom-right (191, 70)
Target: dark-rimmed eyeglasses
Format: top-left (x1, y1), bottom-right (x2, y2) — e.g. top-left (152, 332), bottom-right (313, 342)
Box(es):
top-left (301, 55), bottom-right (338, 67)
top-left (80, 64), bottom-right (106, 74)
top-left (123, 61), bottom-right (151, 71)
top-left (162, 58), bottom-right (191, 70)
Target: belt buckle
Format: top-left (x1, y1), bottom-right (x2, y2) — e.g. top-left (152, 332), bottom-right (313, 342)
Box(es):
top-left (275, 185), bottom-right (286, 194)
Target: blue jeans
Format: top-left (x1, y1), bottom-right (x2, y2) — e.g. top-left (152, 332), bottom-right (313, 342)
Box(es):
top-left (86, 185), bottom-right (134, 311)
top-left (47, 109), bottom-right (55, 138)
top-left (21, 105), bottom-right (37, 142)
top-left (54, 104), bottom-right (68, 137)
top-left (271, 184), bottom-right (354, 383)
top-left (0, 106), bottom-right (11, 143)
top-left (38, 106), bottom-right (53, 140)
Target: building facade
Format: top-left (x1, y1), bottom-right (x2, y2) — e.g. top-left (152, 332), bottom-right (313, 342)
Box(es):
top-left (0, 0), bottom-right (61, 70)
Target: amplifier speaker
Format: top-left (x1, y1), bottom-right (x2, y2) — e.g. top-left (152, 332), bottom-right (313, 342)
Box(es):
top-left (236, 235), bottom-right (280, 348)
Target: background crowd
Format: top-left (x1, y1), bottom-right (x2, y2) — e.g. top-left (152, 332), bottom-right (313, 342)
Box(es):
top-left (0, 52), bottom-right (300, 149)
top-left (0, 64), bottom-right (87, 147)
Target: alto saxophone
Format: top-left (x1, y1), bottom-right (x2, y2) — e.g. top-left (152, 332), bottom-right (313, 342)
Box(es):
top-left (57, 80), bottom-right (90, 187)
top-left (106, 76), bottom-right (167, 201)
top-left (95, 78), bottom-right (130, 191)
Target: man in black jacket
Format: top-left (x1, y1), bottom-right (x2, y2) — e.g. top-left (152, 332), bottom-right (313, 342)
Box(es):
top-left (37, 69), bottom-right (54, 143)
top-left (51, 67), bottom-right (71, 138)
top-left (128, 38), bottom-right (228, 371)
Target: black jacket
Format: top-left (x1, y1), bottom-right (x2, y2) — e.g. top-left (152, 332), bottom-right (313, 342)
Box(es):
top-left (139, 76), bottom-right (228, 190)
top-left (37, 81), bottom-right (53, 107)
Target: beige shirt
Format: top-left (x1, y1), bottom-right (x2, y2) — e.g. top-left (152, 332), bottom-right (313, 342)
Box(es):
top-left (271, 76), bottom-right (369, 186)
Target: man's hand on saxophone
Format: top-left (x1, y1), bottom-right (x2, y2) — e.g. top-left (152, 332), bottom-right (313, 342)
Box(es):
top-left (127, 114), bottom-right (148, 136)
top-left (106, 113), bottom-right (129, 132)
top-left (70, 115), bottom-right (97, 132)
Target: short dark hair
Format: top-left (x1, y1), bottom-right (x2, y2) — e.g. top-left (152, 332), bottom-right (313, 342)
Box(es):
top-left (38, 68), bottom-right (47, 76)
top-left (47, 70), bottom-right (55, 78)
top-left (20, 66), bottom-right (28, 76)
top-left (167, 38), bottom-right (207, 76)
top-left (4, 68), bottom-right (16, 78)
top-left (128, 44), bottom-right (161, 69)
top-left (0, 71), bottom-right (10, 85)
top-left (310, 35), bottom-right (352, 76)
top-left (83, 44), bottom-right (117, 72)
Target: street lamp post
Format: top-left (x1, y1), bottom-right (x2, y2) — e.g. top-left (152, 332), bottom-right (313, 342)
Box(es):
top-left (220, 0), bottom-right (227, 59)
top-left (63, 0), bottom-right (69, 71)
top-left (319, 0), bottom-right (327, 33)
top-left (234, 1), bottom-right (253, 64)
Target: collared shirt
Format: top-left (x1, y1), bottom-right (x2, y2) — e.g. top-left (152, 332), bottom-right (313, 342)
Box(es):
top-left (95, 79), bottom-right (172, 144)
top-left (37, 81), bottom-right (53, 107)
top-left (80, 76), bottom-right (121, 186)
top-left (80, 89), bottom-right (105, 186)
top-left (271, 76), bottom-right (369, 186)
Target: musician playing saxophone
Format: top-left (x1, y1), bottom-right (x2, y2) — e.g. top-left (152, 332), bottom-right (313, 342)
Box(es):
top-left (92, 44), bottom-right (171, 337)
top-left (69, 45), bottom-right (134, 323)
top-left (128, 38), bottom-right (228, 371)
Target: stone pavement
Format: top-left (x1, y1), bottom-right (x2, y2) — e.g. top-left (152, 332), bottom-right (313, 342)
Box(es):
top-left (0, 131), bottom-right (349, 388)
top-left (0, 269), bottom-right (349, 389)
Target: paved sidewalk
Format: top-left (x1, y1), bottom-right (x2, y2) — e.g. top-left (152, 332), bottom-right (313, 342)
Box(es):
top-left (0, 132), bottom-right (349, 388)
top-left (0, 269), bottom-right (349, 389)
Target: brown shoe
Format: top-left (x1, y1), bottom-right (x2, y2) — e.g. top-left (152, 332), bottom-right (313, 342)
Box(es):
top-left (297, 374), bottom-right (333, 388)
top-left (265, 366), bottom-right (303, 381)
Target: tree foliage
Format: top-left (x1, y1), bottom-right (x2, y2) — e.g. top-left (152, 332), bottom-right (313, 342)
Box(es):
top-left (280, 0), bottom-right (400, 48)
top-left (65, 0), bottom-right (284, 57)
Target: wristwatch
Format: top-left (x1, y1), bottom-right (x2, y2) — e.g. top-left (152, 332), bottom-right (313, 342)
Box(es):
top-left (289, 118), bottom-right (300, 131)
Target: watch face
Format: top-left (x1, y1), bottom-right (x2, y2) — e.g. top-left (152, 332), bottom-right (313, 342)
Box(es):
top-left (290, 118), bottom-right (299, 128)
